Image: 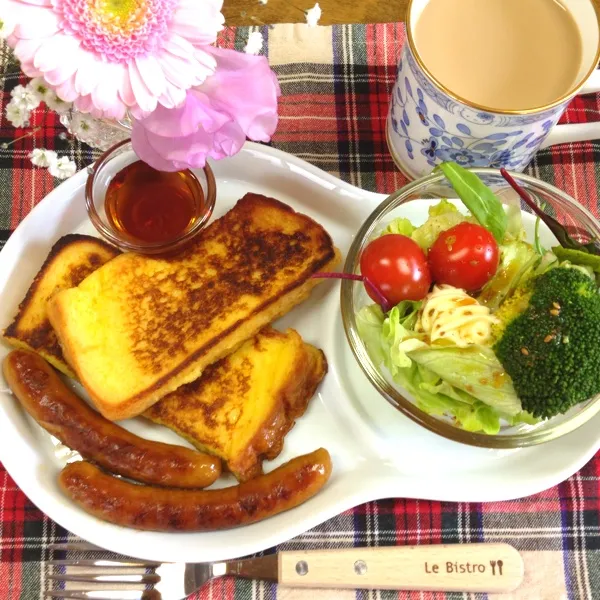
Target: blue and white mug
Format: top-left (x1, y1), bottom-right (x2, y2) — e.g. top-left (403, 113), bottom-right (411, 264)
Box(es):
top-left (387, 0), bottom-right (600, 180)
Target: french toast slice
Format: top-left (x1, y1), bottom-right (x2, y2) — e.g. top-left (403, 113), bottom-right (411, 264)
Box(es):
top-left (144, 327), bottom-right (327, 481)
top-left (3, 235), bottom-right (119, 377)
top-left (47, 194), bottom-right (341, 421)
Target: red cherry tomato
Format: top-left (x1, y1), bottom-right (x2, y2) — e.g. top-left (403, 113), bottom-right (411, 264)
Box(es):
top-left (428, 222), bottom-right (499, 291)
top-left (360, 234), bottom-right (432, 306)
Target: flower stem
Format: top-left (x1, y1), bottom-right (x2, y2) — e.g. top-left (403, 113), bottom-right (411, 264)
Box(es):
top-left (0, 127), bottom-right (42, 149)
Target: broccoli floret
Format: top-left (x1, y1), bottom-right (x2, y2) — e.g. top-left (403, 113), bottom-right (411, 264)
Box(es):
top-left (493, 267), bottom-right (600, 419)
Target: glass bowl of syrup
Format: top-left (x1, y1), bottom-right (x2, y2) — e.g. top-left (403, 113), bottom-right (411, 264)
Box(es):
top-left (85, 139), bottom-right (216, 255)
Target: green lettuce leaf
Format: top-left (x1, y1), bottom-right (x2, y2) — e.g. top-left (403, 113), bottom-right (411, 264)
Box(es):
top-left (460, 403), bottom-right (502, 434)
top-left (358, 301), bottom-right (425, 374)
top-left (357, 300), bottom-right (525, 434)
top-left (477, 241), bottom-right (539, 310)
top-left (396, 363), bottom-right (505, 435)
top-left (407, 345), bottom-right (522, 416)
top-left (507, 410), bottom-right (540, 427)
top-left (532, 250), bottom-right (559, 277)
top-left (383, 217), bottom-right (415, 237)
top-left (428, 198), bottom-right (459, 217)
top-left (355, 303), bottom-right (388, 366)
top-left (411, 199), bottom-right (470, 251)
top-left (505, 203), bottom-right (527, 242)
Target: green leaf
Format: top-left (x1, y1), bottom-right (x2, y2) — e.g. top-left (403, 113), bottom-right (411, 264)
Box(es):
top-left (477, 241), bottom-right (539, 310)
top-left (534, 216), bottom-right (544, 255)
top-left (356, 296), bottom-right (530, 435)
top-left (499, 169), bottom-right (600, 256)
top-left (401, 364), bottom-right (506, 435)
top-left (381, 301), bottom-right (426, 373)
top-left (436, 162), bottom-right (507, 242)
top-left (428, 198), bottom-right (459, 217)
top-left (411, 199), bottom-right (470, 251)
top-left (507, 410), bottom-right (540, 427)
top-left (356, 301), bottom-right (425, 377)
top-left (355, 304), bottom-right (387, 366)
top-left (407, 345), bottom-right (522, 416)
top-left (461, 403), bottom-right (501, 435)
top-left (383, 217), bottom-right (415, 236)
top-left (528, 210), bottom-right (598, 255)
top-left (504, 203), bottom-right (527, 242)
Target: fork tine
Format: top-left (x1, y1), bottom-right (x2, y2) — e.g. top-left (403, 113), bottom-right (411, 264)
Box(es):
top-left (48, 573), bottom-right (160, 584)
top-left (48, 542), bottom-right (107, 552)
top-left (48, 559), bottom-right (160, 568)
top-left (44, 591), bottom-right (150, 600)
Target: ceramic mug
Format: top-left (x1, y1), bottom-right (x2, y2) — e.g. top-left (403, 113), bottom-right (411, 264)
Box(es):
top-left (387, 0), bottom-right (600, 180)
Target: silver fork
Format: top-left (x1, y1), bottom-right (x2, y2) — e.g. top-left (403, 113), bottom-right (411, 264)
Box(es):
top-left (46, 540), bottom-right (525, 599)
top-left (46, 542), bottom-right (277, 600)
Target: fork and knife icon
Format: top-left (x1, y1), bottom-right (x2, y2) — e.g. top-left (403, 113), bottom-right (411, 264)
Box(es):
top-left (490, 559), bottom-right (504, 576)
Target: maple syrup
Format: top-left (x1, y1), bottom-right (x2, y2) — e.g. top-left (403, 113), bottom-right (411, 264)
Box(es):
top-left (105, 161), bottom-right (204, 244)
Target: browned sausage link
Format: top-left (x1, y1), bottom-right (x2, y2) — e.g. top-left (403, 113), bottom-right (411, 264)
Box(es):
top-left (59, 448), bottom-right (332, 531)
top-left (3, 350), bottom-right (221, 488)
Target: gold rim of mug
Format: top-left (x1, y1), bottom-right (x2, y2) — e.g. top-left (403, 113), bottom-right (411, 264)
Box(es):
top-left (405, 0), bottom-right (600, 115)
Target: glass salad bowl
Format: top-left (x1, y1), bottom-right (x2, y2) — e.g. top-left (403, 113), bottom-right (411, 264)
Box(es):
top-left (341, 168), bottom-right (600, 448)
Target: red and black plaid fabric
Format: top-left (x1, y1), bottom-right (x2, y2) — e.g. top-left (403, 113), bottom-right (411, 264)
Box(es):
top-left (1, 24), bottom-right (600, 599)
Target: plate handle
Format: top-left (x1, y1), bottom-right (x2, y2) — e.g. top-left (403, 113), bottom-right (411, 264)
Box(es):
top-left (278, 543), bottom-right (523, 593)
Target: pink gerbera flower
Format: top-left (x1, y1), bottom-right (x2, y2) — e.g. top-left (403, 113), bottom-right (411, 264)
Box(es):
top-left (3, 0), bottom-right (224, 119)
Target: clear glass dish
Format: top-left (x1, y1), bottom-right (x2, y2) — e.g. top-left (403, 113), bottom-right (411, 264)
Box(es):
top-left (341, 168), bottom-right (600, 448)
top-left (85, 139), bottom-right (216, 255)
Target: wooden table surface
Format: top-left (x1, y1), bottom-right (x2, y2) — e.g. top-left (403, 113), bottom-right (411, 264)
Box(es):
top-left (223, 0), bottom-right (600, 26)
top-left (223, 0), bottom-right (409, 26)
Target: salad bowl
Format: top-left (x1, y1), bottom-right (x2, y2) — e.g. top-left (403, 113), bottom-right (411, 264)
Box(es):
top-left (341, 167), bottom-right (600, 448)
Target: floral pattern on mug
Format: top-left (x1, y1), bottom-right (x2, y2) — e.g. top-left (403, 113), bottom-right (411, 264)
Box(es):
top-left (387, 43), bottom-right (568, 178)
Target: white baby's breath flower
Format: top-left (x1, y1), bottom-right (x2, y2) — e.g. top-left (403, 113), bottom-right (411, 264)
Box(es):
top-left (27, 77), bottom-right (72, 114)
top-left (66, 111), bottom-right (99, 143)
top-left (258, 0), bottom-right (268, 4)
top-left (10, 84), bottom-right (41, 111)
top-left (28, 77), bottom-right (51, 103)
top-left (45, 92), bottom-right (72, 115)
top-left (244, 31), bottom-right (264, 55)
top-left (5, 100), bottom-right (30, 128)
top-left (305, 2), bottom-right (321, 27)
top-left (29, 148), bottom-right (58, 168)
top-left (69, 112), bottom-right (96, 135)
top-left (48, 156), bottom-right (77, 180)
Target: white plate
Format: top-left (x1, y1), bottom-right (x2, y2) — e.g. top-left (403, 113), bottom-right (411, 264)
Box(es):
top-left (0, 142), bottom-right (598, 563)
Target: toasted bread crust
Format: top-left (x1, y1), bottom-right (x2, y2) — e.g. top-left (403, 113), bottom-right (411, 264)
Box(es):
top-left (3, 234), bottom-right (119, 376)
top-left (144, 327), bottom-right (328, 481)
top-left (48, 194), bottom-right (340, 420)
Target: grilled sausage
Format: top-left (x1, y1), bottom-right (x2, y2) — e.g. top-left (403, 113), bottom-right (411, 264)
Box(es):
top-left (59, 448), bottom-right (332, 531)
top-left (3, 350), bottom-right (221, 488)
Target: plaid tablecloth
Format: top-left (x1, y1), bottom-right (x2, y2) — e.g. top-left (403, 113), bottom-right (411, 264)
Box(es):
top-left (1, 23), bottom-right (600, 600)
